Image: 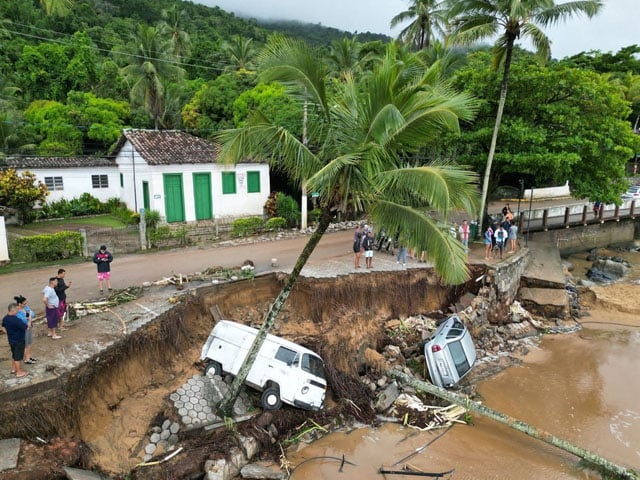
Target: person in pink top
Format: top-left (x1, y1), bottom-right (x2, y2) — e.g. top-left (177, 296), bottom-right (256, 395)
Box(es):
top-left (459, 220), bottom-right (470, 253)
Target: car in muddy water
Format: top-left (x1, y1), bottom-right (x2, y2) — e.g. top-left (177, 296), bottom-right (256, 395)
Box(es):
top-left (424, 314), bottom-right (477, 388)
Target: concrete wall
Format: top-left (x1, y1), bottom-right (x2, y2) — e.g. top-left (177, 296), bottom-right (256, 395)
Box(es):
top-left (523, 181), bottom-right (570, 201)
top-left (527, 220), bottom-right (636, 255)
top-left (0, 217), bottom-right (9, 262)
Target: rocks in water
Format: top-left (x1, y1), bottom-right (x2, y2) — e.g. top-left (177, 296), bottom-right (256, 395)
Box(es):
top-left (587, 257), bottom-right (631, 283)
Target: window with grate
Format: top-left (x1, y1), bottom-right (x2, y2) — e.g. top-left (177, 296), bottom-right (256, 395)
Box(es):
top-left (44, 176), bottom-right (64, 191)
top-left (222, 172), bottom-right (236, 194)
top-left (92, 174), bottom-right (109, 188)
top-left (247, 171), bottom-right (260, 193)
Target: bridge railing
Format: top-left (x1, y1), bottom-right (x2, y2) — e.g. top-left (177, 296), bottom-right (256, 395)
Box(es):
top-left (516, 199), bottom-right (637, 233)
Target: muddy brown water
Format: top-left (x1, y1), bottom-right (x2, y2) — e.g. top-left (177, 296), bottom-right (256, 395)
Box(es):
top-left (287, 250), bottom-right (640, 479)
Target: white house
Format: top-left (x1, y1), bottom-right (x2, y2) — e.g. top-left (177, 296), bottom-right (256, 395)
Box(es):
top-left (1, 156), bottom-right (120, 203)
top-left (112, 129), bottom-right (270, 222)
top-left (2, 130), bottom-right (270, 223)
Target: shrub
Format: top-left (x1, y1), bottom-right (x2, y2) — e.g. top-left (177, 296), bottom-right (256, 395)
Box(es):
top-left (308, 208), bottom-right (322, 224)
top-left (10, 231), bottom-right (83, 262)
top-left (231, 216), bottom-right (264, 237)
top-left (265, 216), bottom-right (287, 231)
top-left (149, 225), bottom-right (172, 247)
top-left (276, 193), bottom-right (300, 227)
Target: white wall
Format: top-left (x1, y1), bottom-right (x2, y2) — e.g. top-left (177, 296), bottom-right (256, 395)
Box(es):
top-left (15, 167), bottom-right (120, 203)
top-left (0, 217), bottom-right (9, 262)
top-left (115, 141), bottom-right (270, 222)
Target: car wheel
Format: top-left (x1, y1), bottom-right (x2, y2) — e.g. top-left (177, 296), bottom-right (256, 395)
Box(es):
top-left (261, 386), bottom-right (282, 411)
top-left (205, 361), bottom-right (222, 377)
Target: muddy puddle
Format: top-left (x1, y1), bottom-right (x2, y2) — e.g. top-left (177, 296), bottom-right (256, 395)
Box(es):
top-left (287, 251), bottom-right (640, 479)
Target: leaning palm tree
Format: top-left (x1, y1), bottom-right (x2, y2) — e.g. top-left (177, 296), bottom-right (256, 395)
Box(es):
top-left (391, 0), bottom-right (449, 50)
top-left (215, 37), bottom-right (479, 416)
top-left (121, 24), bottom-right (185, 129)
top-left (447, 0), bottom-right (602, 232)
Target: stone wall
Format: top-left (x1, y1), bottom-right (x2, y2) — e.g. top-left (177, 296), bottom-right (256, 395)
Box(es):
top-left (484, 249), bottom-right (529, 324)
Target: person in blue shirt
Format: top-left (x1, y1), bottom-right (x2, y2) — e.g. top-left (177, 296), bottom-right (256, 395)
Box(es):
top-left (2, 303), bottom-right (28, 378)
top-left (15, 295), bottom-right (37, 364)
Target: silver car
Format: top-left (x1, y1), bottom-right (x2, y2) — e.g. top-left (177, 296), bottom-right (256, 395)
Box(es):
top-left (424, 314), bottom-right (477, 388)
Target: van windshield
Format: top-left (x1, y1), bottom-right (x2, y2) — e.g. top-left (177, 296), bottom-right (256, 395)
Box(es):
top-left (302, 354), bottom-right (325, 380)
top-left (448, 340), bottom-right (471, 377)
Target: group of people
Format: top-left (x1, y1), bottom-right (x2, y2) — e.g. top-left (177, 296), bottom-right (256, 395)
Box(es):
top-left (484, 204), bottom-right (518, 260)
top-left (1, 268), bottom-right (71, 378)
top-left (353, 224), bottom-right (375, 268)
top-left (2, 244), bottom-right (114, 379)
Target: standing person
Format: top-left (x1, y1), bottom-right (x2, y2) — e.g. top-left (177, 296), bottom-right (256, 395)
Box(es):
top-left (362, 230), bottom-right (374, 268)
top-left (55, 268), bottom-right (71, 331)
top-left (93, 245), bottom-right (113, 294)
top-left (459, 220), bottom-right (470, 252)
top-left (484, 226), bottom-right (493, 260)
top-left (502, 203), bottom-right (512, 219)
top-left (396, 244), bottom-right (408, 267)
top-left (2, 303), bottom-right (28, 377)
top-left (508, 222), bottom-right (519, 252)
top-left (15, 295), bottom-right (36, 364)
top-left (353, 225), bottom-right (363, 268)
top-left (43, 277), bottom-right (61, 340)
top-left (593, 201), bottom-right (602, 217)
top-left (494, 224), bottom-right (507, 259)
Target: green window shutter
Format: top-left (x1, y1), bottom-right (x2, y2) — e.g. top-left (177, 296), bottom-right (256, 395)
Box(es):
top-left (222, 172), bottom-right (236, 194)
top-left (247, 171), bottom-right (260, 193)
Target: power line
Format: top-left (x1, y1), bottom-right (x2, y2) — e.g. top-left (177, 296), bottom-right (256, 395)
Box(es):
top-left (5, 27), bottom-right (233, 73)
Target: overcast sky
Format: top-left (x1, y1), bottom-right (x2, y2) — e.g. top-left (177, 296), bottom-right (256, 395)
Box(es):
top-left (200, 0), bottom-right (638, 59)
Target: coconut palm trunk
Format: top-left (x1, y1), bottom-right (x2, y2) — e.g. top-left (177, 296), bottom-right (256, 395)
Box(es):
top-left (477, 36), bottom-right (515, 234)
top-left (217, 207), bottom-right (334, 416)
top-left (388, 369), bottom-right (639, 480)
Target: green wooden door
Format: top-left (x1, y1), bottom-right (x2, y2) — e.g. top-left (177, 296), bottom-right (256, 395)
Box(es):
top-left (142, 181), bottom-right (150, 211)
top-left (163, 174), bottom-right (185, 222)
top-left (193, 172), bottom-right (213, 220)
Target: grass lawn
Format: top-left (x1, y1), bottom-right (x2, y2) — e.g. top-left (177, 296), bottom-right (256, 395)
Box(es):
top-left (2, 215), bottom-right (130, 275)
top-left (12, 214), bottom-right (128, 232)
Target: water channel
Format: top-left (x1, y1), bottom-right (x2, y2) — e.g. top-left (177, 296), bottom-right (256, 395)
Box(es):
top-left (287, 249), bottom-right (640, 479)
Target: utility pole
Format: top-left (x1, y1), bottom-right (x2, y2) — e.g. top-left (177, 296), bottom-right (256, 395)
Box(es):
top-left (301, 100), bottom-right (308, 229)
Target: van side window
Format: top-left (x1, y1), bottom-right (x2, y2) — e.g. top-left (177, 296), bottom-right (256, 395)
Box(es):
top-left (302, 354), bottom-right (326, 380)
top-left (275, 346), bottom-right (298, 366)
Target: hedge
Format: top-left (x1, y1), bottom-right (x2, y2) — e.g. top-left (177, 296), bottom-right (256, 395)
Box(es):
top-left (231, 216), bottom-right (264, 237)
top-left (11, 231), bottom-right (84, 262)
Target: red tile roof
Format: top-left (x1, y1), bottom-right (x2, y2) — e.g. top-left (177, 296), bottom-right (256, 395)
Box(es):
top-left (116, 129), bottom-right (221, 165)
top-left (1, 156), bottom-right (116, 169)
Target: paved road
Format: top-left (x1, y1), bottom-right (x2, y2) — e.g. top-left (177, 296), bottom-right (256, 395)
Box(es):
top-left (1, 230), bottom-right (359, 315)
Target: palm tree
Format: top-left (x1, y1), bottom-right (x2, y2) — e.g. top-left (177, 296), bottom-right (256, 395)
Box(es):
top-left (39, 0), bottom-right (73, 16)
top-left (447, 0), bottom-right (602, 232)
top-left (159, 5), bottom-right (192, 59)
top-left (223, 35), bottom-right (256, 72)
top-left (214, 37), bottom-right (479, 416)
top-left (121, 25), bottom-right (185, 129)
top-left (391, 0), bottom-right (449, 50)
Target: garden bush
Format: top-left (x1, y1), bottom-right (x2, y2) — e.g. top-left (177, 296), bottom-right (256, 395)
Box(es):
top-left (308, 208), bottom-right (322, 224)
top-left (265, 216), bottom-right (287, 231)
top-left (276, 193), bottom-right (300, 227)
top-left (11, 231), bottom-right (83, 262)
top-left (231, 216), bottom-right (264, 237)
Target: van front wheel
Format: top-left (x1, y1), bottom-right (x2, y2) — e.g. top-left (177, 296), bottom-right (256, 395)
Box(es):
top-left (205, 361), bottom-right (222, 377)
top-left (261, 387), bottom-right (282, 410)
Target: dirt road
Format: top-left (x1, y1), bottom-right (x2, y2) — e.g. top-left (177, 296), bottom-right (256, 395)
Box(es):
top-left (0, 230), bottom-right (356, 315)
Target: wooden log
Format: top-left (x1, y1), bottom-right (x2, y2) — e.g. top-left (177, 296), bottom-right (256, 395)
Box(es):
top-left (387, 369), bottom-right (639, 480)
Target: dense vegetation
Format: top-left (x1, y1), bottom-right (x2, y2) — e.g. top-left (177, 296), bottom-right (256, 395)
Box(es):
top-left (0, 0), bottom-right (639, 207)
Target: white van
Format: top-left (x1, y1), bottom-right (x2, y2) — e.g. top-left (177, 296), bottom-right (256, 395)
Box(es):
top-left (424, 314), bottom-right (477, 388)
top-left (200, 320), bottom-right (326, 411)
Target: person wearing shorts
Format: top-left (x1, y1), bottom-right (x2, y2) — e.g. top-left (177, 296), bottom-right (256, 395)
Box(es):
top-left (15, 295), bottom-right (36, 364)
top-left (362, 230), bottom-right (374, 268)
top-left (55, 268), bottom-right (71, 331)
top-left (42, 277), bottom-right (61, 339)
top-left (2, 302), bottom-right (28, 377)
top-left (93, 245), bottom-right (113, 294)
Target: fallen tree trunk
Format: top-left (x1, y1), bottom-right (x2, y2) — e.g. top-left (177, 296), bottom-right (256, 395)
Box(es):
top-left (387, 369), bottom-right (639, 480)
